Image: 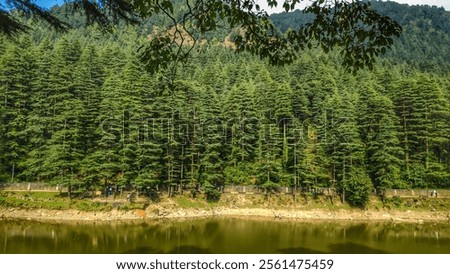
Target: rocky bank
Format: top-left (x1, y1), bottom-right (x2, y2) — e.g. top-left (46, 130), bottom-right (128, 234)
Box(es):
top-left (1, 205), bottom-right (449, 223)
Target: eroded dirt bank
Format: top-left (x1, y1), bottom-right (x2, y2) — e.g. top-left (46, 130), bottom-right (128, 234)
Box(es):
top-left (2, 191), bottom-right (450, 223)
top-left (1, 205), bottom-right (449, 223)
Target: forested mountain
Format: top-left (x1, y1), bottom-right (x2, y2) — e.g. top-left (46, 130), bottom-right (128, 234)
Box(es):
top-left (0, 1), bottom-right (449, 206)
top-left (270, 0), bottom-right (450, 73)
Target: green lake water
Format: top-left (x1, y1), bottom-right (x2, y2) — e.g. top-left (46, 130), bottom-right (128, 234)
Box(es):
top-left (1, 218), bottom-right (449, 254)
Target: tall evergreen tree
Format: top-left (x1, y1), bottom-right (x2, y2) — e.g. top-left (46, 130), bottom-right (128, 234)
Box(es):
top-left (224, 81), bottom-right (259, 165)
top-left (412, 75), bottom-right (449, 186)
top-left (324, 90), bottom-right (367, 202)
top-left (85, 72), bottom-right (124, 189)
top-left (223, 81), bottom-right (259, 185)
top-left (198, 86), bottom-right (225, 200)
top-left (358, 84), bottom-right (404, 189)
top-left (393, 75), bottom-right (450, 187)
top-left (38, 37), bottom-right (84, 191)
top-left (21, 38), bottom-right (54, 182)
top-left (0, 36), bottom-right (34, 182)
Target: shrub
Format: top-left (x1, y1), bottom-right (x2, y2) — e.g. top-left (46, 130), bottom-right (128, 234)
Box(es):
top-left (203, 182), bottom-right (221, 202)
top-left (343, 168), bottom-right (373, 208)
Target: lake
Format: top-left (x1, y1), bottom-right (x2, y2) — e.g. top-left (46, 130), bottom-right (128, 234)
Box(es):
top-left (1, 218), bottom-right (449, 254)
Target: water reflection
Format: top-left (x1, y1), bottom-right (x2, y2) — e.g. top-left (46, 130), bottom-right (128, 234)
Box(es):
top-left (1, 218), bottom-right (449, 254)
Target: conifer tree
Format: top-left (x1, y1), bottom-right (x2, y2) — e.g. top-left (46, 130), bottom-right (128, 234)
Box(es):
top-left (393, 75), bottom-right (450, 187)
top-left (86, 73), bottom-right (124, 189)
top-left (199, 87), bottom-right (225, 200)
top-left (224, 81), bottom-right (259, 165)
top-left (0, 36), bottom-right (34, 181)
top-left (151, 82), bottom-right (186, 195)
top-left (39, 37), bottom-right (84, 192)
top-left (21, 38), bottom-right (54, 182)
top-left (223, 81), bottom-right (259, 185)
top-left (412, 75), bottom-right (450, 186)
top-left (126, 60), bottom-right (164, 193)
top-left (358, 84), bottom-right (404, 189)
top-left (392, 78), bottom-right (417, 185)
top-left (75, 45), bottom-right (103, 154)
top-left (297, 126), bottom-right (330, 189)
top-left (325, 90), bottom-right (366, 203)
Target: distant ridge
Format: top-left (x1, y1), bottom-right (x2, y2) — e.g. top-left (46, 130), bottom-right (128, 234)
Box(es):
top-left (269, 0), bottom-right (450, 71)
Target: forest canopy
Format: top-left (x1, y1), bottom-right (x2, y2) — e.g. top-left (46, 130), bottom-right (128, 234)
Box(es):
top-left (0, 1), bottom-right (449, 207)
top-left (1, 0), bottom-right (402, 73)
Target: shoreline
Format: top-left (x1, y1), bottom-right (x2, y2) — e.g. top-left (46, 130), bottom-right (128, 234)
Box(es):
top-left (1, 206), bottom-right (449, 223)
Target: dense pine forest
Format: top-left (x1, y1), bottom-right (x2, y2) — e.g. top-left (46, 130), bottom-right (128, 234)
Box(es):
top-left (0, 1), bottom-right (449, 206)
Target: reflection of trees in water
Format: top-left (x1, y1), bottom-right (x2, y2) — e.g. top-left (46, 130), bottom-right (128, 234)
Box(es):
top-left (327, 242), bottom-right (389, 254)
top-left (1, 219), bottom-right (449, 253)
top-left (279, 242), bottom-right (389, 254)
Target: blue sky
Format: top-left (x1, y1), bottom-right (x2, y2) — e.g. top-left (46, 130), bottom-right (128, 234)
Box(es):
top-left (1, 0), bottom-right (450, 11)
top-left (36, 0), bottom-right (62, 9)
top-left (0, 0), bottom-right (63, 9)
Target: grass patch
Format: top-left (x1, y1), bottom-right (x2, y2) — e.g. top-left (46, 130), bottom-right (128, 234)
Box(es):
top-left (173, 196), bottom-right (209, 209)
top-left (0, 190), bottom-right (150, 212)
top-left (381, 196), bottom-right (450, 211)
top-left (119, 203), bottom-right (147, 211)
top-left (74, 201), bottom-right (113, 211)
top-left (27, 192), bottom-right (61, 199)
top-left (0, 191), bottom-right (112, 211)
top-left (387, 196), bottom-right (403, 207)
top-left (0, 194), bottom-right (70, 210)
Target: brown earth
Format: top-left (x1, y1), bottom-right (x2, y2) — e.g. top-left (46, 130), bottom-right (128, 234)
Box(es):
top-left (1, 204), bottom-right (449, 223)
top-left (2, 191), bottom-right (450, 223)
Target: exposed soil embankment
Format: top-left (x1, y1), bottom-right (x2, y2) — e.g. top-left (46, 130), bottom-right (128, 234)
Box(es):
top-left (1, 191), bottom-right (450, 223)
top-left (1, 206), bottom-right (449, 223)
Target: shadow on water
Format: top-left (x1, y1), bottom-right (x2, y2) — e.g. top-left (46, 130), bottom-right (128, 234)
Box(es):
top-left (167, 245), bottom-right (212, 254)
top-left (328, 242), bottom-right (390, 254)
top-left (278, 242), bottom-right (389, 254)
top-left (278, 247), bottom-right (326, 254)
top-left (123, 245), bottom-right (212, 254)
top-left (123, 246), bottom-right (163, 254)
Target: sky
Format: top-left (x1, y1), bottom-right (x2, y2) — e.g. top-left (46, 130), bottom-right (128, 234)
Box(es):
top-left (1, 0), bottom-right (449, 11)
top-left (391, 0), bottom-right (450, 10)
top-left (257, 0), bottom-right (450, 12)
